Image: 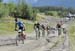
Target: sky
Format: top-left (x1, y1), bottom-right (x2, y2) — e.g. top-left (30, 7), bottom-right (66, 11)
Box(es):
top-left (3, 0), bottom-right (75, 8)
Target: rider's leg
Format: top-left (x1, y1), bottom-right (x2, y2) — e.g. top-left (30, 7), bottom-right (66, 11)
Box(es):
top-left (16, 39), bottom-right (18, 46)
top-left (58, 28), bottom-right (61, 36)
top-left (15, 36), bottom-right (18, 46)
top-left (42, 29), bottom-right (45, 37)
top-left (22, 39), bottom-right (24, 44)
top-left (35, 29), bottom-right (38, 40)
top-left (15, 23), bottom-right (17, 31)
top-left (47, 30), bottom-right (49, 36)
top-left (63, 28), bottom-right (67, 34)
top-left (38, 30), bottom-right (40, 38)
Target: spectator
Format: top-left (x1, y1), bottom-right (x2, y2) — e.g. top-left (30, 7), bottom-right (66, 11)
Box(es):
top-left (46, 25), bottom-right (50, 35)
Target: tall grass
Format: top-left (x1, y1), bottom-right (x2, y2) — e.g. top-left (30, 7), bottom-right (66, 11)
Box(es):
top-left (69, 24), bottom-right (75, 51)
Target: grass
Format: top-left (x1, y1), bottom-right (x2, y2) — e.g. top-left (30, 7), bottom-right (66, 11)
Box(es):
top-left (50, 11), bottom-right (58, 17)
top-left (68, 24), bottom-right (75, 51)
top-left (25, 23), bottom-right (34, 33)
top-left (0, 17), bottom-right (34, 35)
top-left (45, 11), bottom-right (61, 17)
top-left (36, 14), bottom-right (45, 21)
top-left (0, 14), bottom-right (46, 35)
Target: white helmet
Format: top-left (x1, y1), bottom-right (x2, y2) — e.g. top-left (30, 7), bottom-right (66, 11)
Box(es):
top-left (18, 30), bottom-right (22, 33)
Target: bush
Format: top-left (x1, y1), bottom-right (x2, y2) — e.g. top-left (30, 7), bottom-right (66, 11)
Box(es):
top-left (0, 6), bottom-right (9, 18)
top-left (69, 26), bottom-right (75, 34)
top-left (45, 11), bottom-right (53, 16)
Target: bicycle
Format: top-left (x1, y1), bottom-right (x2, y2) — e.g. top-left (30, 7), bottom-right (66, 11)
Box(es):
top-left (15, 30), bottom-right (26, 46)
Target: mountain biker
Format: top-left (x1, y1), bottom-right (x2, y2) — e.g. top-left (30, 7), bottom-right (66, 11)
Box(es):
top-left (41, 24), bottom-right (45, 37)
top-left (34, 21), bottom-right (41, 39)
top-left (56, 22), bottom-right (62, 36)
top-left (61, 23), bottom-right (67, 34)
top-left (46, 25), bottom-right (50, 35)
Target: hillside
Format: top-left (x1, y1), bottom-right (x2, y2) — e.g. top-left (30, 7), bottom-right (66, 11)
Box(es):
top-left (0, 16), bottom-right (34, 35)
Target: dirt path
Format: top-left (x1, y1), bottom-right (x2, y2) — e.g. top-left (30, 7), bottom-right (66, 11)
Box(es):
top-left (0, 33), bottom-right (59, 51)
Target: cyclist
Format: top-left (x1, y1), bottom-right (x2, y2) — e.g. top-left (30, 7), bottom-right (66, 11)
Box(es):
top-left (56, 22), bottom-right (62, 36)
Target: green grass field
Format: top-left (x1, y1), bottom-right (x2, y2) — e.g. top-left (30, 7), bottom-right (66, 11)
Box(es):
top-left (69, 23), bottom-right (75, 51)
top-left (0, 17), bottom-right (34, 35)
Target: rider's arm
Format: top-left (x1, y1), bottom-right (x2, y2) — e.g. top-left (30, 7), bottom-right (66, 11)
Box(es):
top-left (34, 24), bottom-right (36, 29)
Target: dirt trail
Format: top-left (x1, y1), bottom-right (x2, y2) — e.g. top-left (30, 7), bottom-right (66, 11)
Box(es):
top-left (0, 33), bottom-right (59, 51)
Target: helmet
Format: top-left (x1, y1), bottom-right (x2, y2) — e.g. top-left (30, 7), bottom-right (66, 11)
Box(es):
top-left (18, 30), bottom-right (22, 33)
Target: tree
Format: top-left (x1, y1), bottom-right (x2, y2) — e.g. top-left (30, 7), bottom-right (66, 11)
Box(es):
top-left (25, 5), bottom-right (33, 19)
top-left (16, 0), bottom-right (34, 20)
top-left (33, 9), bottom-right (39, 21)
top-left (0, 3), bottom-right (9, 17)
top-left (0, 0), bottom-right (2, 2)
top-left (7, 3), bottom-right (16, 16)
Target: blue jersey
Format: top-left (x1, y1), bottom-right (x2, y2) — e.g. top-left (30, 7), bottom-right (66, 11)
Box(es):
top-left (17, 21), bottom-right (24, 27)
